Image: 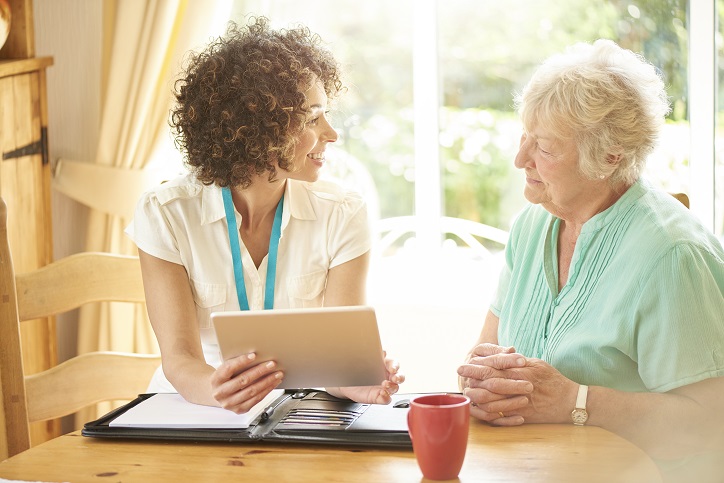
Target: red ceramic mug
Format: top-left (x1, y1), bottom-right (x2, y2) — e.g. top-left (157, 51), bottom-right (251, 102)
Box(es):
top-left (407, 393), bottom-right (470, 480)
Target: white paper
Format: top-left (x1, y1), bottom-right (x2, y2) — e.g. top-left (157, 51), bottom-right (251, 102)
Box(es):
top-left (109, 389), bottom-right (284, 429)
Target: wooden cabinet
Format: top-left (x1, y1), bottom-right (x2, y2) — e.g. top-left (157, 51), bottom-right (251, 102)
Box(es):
top-left (0, 0), bottom-right (58, 446)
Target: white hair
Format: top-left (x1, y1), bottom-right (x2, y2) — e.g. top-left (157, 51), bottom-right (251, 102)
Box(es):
top-left (514, 39), bottom-right (671, 186)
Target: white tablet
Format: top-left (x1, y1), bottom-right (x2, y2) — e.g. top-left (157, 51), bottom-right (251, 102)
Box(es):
top-left (211, 306), bottom-right (387, 389)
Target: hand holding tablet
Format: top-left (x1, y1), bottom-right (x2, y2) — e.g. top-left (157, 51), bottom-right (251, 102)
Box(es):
top-left (211, 306), bottom-right (389, 390)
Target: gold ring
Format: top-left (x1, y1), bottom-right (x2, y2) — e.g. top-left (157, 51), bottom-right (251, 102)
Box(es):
top-left (498, 411), bottom-right (505, 418)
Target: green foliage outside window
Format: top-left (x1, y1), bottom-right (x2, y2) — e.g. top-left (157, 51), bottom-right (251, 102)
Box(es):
top-left (235, 0), bottom-right (694, 231)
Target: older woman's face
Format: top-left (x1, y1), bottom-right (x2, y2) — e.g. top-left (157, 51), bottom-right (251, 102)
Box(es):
top-left (284, 80), bottom-right (338, 183)
top-left (514, 126), bottom-right (594, 211)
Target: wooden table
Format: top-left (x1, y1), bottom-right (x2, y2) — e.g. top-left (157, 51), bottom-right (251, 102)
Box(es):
top-left (0, 420), bottom-right (662, 482)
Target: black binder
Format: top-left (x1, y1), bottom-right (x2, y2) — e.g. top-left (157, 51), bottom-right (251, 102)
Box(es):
top-left (82, 389), bottom-right (415, 448)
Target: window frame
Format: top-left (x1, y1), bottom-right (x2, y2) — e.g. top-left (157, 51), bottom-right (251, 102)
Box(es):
top-left (410, 0), bottom-right (718, 236)
top-left (689, 0), bottom-right (716, 231)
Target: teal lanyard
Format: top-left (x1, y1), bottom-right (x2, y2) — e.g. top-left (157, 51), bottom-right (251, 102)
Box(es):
top-left (222, 187), bottom-right (284, 310)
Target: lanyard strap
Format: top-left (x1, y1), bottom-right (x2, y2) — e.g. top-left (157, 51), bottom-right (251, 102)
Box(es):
top-left (222, 187), bottom-right (284, 310)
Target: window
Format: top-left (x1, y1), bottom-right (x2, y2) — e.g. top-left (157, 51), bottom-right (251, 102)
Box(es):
top-left (716, 0), bottom-right (724, 236)
top-left (221, 0), bottom-right (714, 391)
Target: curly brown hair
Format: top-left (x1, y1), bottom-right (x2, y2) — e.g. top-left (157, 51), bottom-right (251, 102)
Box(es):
top-left (170, 17), bottom-right (343, 188)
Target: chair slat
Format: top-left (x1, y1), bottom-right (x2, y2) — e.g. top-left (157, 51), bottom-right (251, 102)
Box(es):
top-left (15, 252), bottom-right (146, 321)
top-left (25, 352), bottom-right (161, 422)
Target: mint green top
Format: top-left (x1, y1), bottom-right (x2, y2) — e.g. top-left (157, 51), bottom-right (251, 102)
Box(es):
top-left (491, 179), bottom-right (724, 393)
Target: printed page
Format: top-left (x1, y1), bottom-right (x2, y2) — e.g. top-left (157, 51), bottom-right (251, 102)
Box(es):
top-left (109, 389), bottom-right (284, 429)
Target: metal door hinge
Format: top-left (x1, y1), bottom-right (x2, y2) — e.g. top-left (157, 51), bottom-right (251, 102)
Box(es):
top-left (2, 127), bottom-right (48, 165)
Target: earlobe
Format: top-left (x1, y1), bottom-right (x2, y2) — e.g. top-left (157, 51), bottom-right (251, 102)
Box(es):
top-left (606, 153), bottom-right (622, 164)
top-left (606, 146), bottom-right (624, 166)
top-left (599, 148), bottom-right (622, 180)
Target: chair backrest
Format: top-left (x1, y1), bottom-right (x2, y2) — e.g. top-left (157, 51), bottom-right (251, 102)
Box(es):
top-left (0, 196), bottom-right (161, 460)
top-left (671, 192), bottom-right (690, 209)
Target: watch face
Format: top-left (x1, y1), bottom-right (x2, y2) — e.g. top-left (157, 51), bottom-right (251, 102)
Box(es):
top-left (571, 409), bottom-right (588, 425)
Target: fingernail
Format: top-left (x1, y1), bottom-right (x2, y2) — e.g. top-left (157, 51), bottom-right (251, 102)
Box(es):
top-left (266, 361), bottom-right (275, 369)
top-left (248, 353), bottom-right (256, 360)
top-left (516, 357), bottom-right (525, 366)
top-left (275, 372), bottom-right (283, 379)
top-left (525, 383), bottom-right (533, 392)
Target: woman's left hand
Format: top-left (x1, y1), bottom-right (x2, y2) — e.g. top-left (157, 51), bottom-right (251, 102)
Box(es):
top-left (327, 352), bottom-right (405, 404)
top-left (459, 353), bottom-right (578, 425)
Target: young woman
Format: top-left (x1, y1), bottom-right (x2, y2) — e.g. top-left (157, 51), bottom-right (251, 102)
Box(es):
top-left (126, 17), bottom-right (403, 413)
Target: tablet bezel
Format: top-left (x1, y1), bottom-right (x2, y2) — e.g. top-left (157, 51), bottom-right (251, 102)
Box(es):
top-left (211, 306), bottom-right (387, 389)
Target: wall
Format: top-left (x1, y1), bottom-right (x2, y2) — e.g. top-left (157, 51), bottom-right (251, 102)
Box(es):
top-left (34, 0), bottom-right (102, 363)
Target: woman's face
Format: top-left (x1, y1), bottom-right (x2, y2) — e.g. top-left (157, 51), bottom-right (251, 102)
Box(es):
top-left (514, 126), bottom-right (597, 213)
top-left (283, 80), bottom-right (338, 183)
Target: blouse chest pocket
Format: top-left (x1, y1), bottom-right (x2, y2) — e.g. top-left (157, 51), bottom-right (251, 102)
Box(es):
top-left (190, 279), bottom-right (227, 328)
top-left (287, 269), bottom-right (327, 308)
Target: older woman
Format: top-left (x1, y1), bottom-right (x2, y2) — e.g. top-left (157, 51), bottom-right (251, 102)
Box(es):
top-left (458, 39), bottom-right (724, 480)
top-left (126, 17), bottom-right (403, 413)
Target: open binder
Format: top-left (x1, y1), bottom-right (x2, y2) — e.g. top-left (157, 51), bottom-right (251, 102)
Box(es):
top-left (82, 389), bottom-right (416, 448)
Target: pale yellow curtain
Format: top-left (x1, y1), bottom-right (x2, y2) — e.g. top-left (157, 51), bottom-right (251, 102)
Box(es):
top-left (59, 0), bottom-right (228, 425)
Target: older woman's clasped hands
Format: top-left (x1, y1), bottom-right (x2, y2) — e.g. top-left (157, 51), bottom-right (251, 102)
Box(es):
top-left (459, 343), bottom-right (582, 427)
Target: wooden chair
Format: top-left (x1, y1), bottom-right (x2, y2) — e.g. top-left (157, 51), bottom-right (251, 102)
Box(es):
top-left (0, 196), bottom-right (161, 460)
top-left (671, 192), bottom-right (690, 209)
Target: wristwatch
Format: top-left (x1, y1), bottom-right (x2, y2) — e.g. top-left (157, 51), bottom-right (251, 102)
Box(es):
top-left (571, 384), bottom-right (589, 426)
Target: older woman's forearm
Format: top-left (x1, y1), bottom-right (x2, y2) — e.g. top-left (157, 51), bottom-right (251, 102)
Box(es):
top-left (587, 378), bottom-right (724, 460)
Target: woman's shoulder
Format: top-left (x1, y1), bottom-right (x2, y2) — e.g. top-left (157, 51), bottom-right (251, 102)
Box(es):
top-left (633, 181), bottom-right (722, 254)
top-left (292, 179), bottom-right (365, 208)
top-left (141, 172), bottom-right (208, 206)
